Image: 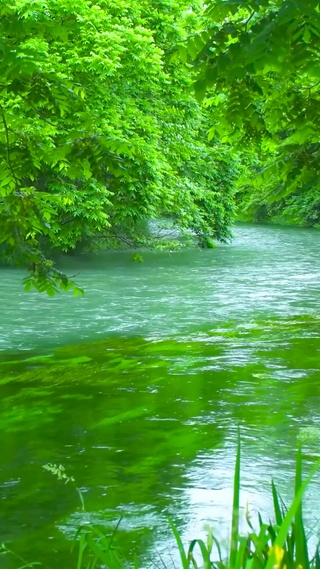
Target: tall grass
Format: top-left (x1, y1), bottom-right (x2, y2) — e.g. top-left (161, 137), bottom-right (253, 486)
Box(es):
top-left (6, 441), bottom-right (320, 569)
top-left (169, 437), bottom-right (320, 569)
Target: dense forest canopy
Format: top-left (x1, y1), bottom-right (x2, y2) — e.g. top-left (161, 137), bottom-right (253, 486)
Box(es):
top-left (190, 0), bottom-right (320, 226)
top-left (0, 0), bottom-right (237, 294)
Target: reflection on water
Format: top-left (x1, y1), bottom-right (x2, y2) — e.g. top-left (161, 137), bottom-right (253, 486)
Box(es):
top-left (0, 225), bottom-right (320, 566)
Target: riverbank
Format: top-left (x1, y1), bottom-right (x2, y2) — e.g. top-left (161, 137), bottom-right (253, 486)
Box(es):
top-left (235, 190), bottom-right (320, 228)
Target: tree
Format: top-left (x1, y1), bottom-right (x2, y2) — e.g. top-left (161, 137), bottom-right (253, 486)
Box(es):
top-left (189, 0), bottom-right (320, 209)
top-left (0, 0), bottom-right (236, 294)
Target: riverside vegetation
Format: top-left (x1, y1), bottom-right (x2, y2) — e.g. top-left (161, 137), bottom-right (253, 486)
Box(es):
top-left (0, 0), bottom-right (320, 293)
top-left (1, 1), bottom-right (320, 568)
top-left (3, 441), bottom-right (320, 569)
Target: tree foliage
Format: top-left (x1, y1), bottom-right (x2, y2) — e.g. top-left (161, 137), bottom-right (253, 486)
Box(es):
top-left (0, 0), bottom-right (237, 293)
top-left (235, 152), bottom-right (320, 226)
top-left (190, 0), bottom-right (320, 211)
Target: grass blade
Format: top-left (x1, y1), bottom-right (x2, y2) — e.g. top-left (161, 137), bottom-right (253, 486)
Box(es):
top-left (266, 458), bottom-right (320, 569)
top-left (230, 430), bottom-right (241, 568)
top-left (76, 531), bottom-right (87, 569)
top-left (211, 534), bottom-right (224, 565)
top-left (76, 524), bottom-right (124, 569)
top-left (258, 512), bottom-right (264, 529)
top-left (188, 539), bottom-right (211, 569)
top-left (315, 545), bottom-right (320, 569)
top-left (294, 445), bottom-right (309, 569)
top-left (187, 541), bottom-right (199, 569)
top-left (234, 536), bottom-right (247, 569)
top-left (271, 480), bottom-right (283, 528)
top-left (169, 517), bottom-right (189, 569)
top-left (245, 501), bottom-right (255, 532)
top-left (85, 535), bottom-right (123, 569)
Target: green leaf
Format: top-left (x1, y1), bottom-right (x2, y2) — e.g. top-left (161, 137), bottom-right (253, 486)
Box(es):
top-left (169, 518), bottom-right (189, 569)
top-left (303, 27), bottom-right (311, 43)
top-left (266, 458), bottom-right (320, 569)
top-left (73, 286), bottom-right (84, 297)
top-left (294, 445), bottom-right (310, 569)
top-left (230, 429), bottom-right (241, 568)
top-left (271, 480), bottom-right (283, 527)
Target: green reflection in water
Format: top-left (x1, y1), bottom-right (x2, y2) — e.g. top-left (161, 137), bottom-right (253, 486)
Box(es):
top-left (0, 315), bottom-right (320, 567)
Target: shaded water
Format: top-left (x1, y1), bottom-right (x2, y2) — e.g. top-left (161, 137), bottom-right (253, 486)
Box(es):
top-left (0, 225), bottom-right (320, 567)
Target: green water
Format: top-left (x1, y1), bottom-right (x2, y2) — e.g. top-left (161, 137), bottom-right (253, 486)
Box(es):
top-left (0, 225), bottom-right (320, 567)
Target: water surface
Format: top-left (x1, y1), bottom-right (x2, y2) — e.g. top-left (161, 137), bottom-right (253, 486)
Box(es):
top-left (0, 225), bottom-right (320, 567)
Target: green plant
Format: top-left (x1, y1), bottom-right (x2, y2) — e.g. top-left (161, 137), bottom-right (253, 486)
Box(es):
top-left (170, 437), bottom-right (320, 569)
top-left (73, 520), bottom-right (125, 569)
top-left (4, 441), bottom-right (320, 569)
top-left (0, 0), bottom-right (236, 294)
top-left (189, 1), bottom-right (320, 199)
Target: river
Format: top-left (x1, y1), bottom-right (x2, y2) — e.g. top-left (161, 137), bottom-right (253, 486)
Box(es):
top-left (0, 224), bottom-right (320, 567)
